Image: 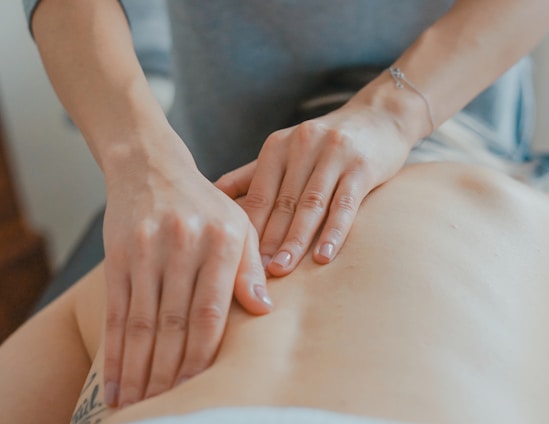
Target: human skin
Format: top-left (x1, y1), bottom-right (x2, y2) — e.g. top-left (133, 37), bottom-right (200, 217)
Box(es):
top-left (28, 0), bottom-right (549, 408)
top-left (1, 161), bottom-right (548, 424)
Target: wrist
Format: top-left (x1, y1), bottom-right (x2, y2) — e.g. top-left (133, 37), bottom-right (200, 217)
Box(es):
top-left (83, 80), bottom-right (197, 182)
top-left (349, 70), bottom-right (434, 145)
top-left (101, 125), bottom-right (196, 185)
top-left (83, 77), bottom-right (167, 146)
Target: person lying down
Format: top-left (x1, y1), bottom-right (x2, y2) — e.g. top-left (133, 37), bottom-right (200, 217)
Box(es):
top-left (1, 114), bottom-right (549, 424)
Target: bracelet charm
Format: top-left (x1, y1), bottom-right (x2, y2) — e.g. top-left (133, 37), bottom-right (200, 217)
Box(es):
top-left (388, 67), bottom-right (435, 134)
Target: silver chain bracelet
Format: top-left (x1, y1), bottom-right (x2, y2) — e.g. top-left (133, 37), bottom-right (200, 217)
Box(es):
top-left (388, 67), bottom-right (435, 134)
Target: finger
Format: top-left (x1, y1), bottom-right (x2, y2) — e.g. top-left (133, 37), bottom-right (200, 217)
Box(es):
top-left (234, 223), bottom-right (272, 314)
top-left (117, 261), bottom-right (161, 408)
top-left (267, 156), bottom-right (341, 276)
top-left (103, 260), bottom-right (130, 407)
top-left (259, 151), bottom-right (317, 268)
top-left (313, 173), bottom-right (369, 264)
top-left (214, 160), bottom-right (257, 199)
top-left (243, 132), bottom-right (288, 237)
top-left (143, 246), bottom-right (198, 399)
top-left (258, 122), bottom-right (326, 266)
top-left (175, 234), bottom-right (241, 382)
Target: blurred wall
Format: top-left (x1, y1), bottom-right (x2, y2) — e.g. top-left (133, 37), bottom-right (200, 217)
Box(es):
top-left (0, 1), bottom-right (549, 268)
top-left (0, 1), bottom-right (105, 268)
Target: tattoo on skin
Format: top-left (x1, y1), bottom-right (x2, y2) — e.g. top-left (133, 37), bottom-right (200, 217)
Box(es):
top-left (71, 372), bottom-right (108, 424)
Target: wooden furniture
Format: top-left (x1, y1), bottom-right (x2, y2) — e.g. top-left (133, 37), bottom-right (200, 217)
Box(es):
top-left (0, 102), bottom-right (50, 344)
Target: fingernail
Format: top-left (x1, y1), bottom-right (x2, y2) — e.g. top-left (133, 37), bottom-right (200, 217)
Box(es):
top-left (253, 284), bottom-right (273, 307)
top-left (105, 381), bottom-right (119, 406)
top-left (261, 254), bottom-right (272, 269)
top-left (318, 242), bottom-right (335, 261)
top-left (272, 251), bottom-right (291, 268)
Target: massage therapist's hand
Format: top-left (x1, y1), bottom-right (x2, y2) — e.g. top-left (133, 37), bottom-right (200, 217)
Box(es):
top-left (216, 95), bottom-right (417, 277)
top-left (102, 129), bottom-right (273, 408)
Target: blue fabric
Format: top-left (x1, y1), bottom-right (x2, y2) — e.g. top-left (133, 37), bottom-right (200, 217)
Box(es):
top-left (22, 0), bottom-right (535, 180)
top-left (128, 407), bottom-right (411, 424)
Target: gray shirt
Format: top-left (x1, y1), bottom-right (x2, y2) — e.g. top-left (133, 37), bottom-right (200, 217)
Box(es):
top-left (24, 0), bottom-right (534, 179)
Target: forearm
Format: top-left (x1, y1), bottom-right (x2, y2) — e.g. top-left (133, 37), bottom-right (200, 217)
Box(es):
top-left (354, 0), bottom-right (549, 143)
top-left (31, 0), bottom-right (189, 177)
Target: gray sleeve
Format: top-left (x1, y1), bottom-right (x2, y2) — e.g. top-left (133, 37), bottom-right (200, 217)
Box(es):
top-left (121, 0), bottom-right (172, 77)
top-left (21, 0), bottom-right (129, 38)
top-left (22, 0), bottom-right (39, 33)
top-left (20, 0), bottom-right (170, 79)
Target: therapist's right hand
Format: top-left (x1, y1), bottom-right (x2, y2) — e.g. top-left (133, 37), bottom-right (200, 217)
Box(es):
top-left (101, 129), bottom-right (273, 408)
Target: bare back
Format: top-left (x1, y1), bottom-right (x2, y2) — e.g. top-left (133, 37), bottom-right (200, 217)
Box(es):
top-left (71, 162), bottom-right (549, 424)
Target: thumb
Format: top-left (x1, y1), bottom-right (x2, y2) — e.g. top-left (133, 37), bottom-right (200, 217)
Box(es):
top-left (233, 223), bottom-right (273, 315)
top-left (214, 160), bottom-right (257, 199)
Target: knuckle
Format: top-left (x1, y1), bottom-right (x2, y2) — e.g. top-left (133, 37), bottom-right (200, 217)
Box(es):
top-left (166, 215), bottom-right (202, 250)
top-left (351, 154), bottom-right (370, 173)
top-left (334, 194), bottom-right (357, 213)
top-left (208, 222), bottom-right (240, 246)
top-left (191, 303), bottom-right (224, 331)
top-left (295, 120), bottom-right (320, 150)
top-left (297, 120), bottom-right (321, 139)
top-left (126, 313), bottom-right (156, 338)
top-left (105, 310), bottom-right (126, 331)
top-left (161, 210), bottom-right (183, 232)
top-left (326, 129), bottom-right (349, 148)
top-left (326, 225), bottom-right (345, 242)
top-left (134, 220), bottom-right (158, 257)
top-left (168, 219), bottom-right (189, 249)
top-left (244, 191), bottom-right (270, 210)
top-left (158, 310), bottom-right (188, 333)
top-left (299, 190), bottom-right (326, 212)
top-left (274, 193), bottom-right (299, 214)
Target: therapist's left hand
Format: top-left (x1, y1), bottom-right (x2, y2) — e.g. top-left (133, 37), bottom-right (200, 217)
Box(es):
top-left (215, 99), bottom-right (415, 277)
